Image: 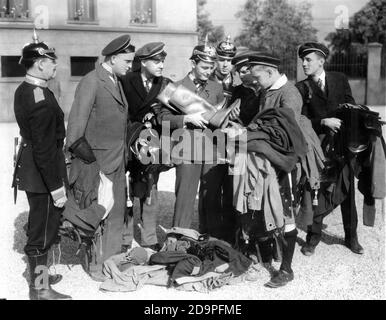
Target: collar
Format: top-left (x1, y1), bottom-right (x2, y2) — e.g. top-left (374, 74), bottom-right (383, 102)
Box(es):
top-left (101, 63), bottom-right (113, 74)
top-left (214, 71), bottom-right (232, 84)
top-left (25, 74), bottom-right (48, 88)
top-left (316, 70), bottom-right (326, 83)
top-left (188, 72), bottom-right (207, 86)
top-left (102, 63), bottom-right (117, 84)
top-left (268, 74), bottom-right (288, 91)
top-left (140, 72), bottom-right (153, 84)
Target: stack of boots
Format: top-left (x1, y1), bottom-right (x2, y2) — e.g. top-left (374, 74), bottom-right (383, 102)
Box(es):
top-left (28, 254), bottom-right (72, 300)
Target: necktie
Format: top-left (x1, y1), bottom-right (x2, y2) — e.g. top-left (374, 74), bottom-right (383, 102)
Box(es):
top-left (193, 78), bottom-right (206, 93)
top-left (317, 78), bottom-right (324, 93)
top-left (145, 79), bottom-right (152, 93)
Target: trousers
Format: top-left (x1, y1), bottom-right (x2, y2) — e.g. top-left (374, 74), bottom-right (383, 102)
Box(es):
top-left (307, 166), bottom-right (358, 246)
top-left (24, 192), bottom-right (62, 257)
top-left (89, 161), bottom-right (126, 275)
top-left (173, 163), bottom-right (224, 237)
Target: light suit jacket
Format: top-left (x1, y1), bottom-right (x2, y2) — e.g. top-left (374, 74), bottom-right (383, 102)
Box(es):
top-left (66, 64), bottom-right (129, 175)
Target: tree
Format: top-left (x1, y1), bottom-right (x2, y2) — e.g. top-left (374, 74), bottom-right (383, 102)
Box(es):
top-left (326, 0), bottom-right (386, 52)
top-left (197, 0), bottom-right (225, 44)
top-left (234, 0), bottom-right (317, 78)
top-left (234, 0), bottom-right (317, 53)
top-left (324, 0), bottom-right (386, 78)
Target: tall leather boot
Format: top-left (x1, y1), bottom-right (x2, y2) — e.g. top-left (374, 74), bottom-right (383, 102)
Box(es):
top-left (344, 231), bottom-right (364, 254)
top-left (28, 254), bottom-right (72, 300)
top-left (257, 237), bottom-right (278, 277)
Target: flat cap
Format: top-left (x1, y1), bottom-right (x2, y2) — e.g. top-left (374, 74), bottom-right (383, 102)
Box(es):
top-left (135, 42), bottom-right (167, 60)
top-left (102, 34), bottom-right (135, 56)
top-left (216, 36), bottom-right (237, 59)
top-left (248, 52), bottom-right (281, 68)
top-left (232, 49), bottom-right (256, 69)
top-left (190, 44), bottom-right (217, 63)
top-left (298, 42), bottom-right (329, 58)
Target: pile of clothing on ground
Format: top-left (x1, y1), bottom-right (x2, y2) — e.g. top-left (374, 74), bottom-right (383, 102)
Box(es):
top-left (99, 226), bottom-right (252, 293)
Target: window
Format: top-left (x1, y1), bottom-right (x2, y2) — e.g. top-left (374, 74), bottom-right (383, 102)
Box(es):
top-left (70, 56), bottom-right (98, 77)
top-left (0, 0), bottom-right (30, 20)
top-left (68, 0), bottom-right (96, 22)
top-left (130, 0), bottom-right (155, 25)
top-left (1, 56), bottom-right (25, 78)
top-left (1, 56), bottom-right (25, 77)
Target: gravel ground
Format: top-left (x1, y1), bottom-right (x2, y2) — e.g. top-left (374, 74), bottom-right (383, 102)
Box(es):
top-left (1, 122), bottom-right (385, 300)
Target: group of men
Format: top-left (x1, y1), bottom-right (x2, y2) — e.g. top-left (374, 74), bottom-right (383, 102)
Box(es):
top-left (13, 29), bottom-right (366, 300)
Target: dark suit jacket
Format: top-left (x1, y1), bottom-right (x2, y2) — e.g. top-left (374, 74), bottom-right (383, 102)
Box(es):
top-left (296, 71), bottom-right (355, 135)
top-left (230, 85), bottom-right (261, 126)
top-left (66, 64), bottom-right (129, 175)
top-left (121, 71), bottom-right (172, 124)
top-left (13, 81), bottom-right (66, 193)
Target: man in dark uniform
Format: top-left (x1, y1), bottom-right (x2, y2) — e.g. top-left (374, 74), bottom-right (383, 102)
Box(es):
top-left (211, 36), bottom-right (240, 102)
top-left (211, 37), bottom-right (241, 244)
top-left (229, 49), bottom-right (262, 126)
top-left (66, 35), bottom-right (135, 281)
top-left (295, 42), bottom-right (363, 256)
top-left (158, 43), bottom-right (225, 238)
top-left (12, 30), bottom-right (71, 300)
top-left (121, 42), bottom-right (172, 250)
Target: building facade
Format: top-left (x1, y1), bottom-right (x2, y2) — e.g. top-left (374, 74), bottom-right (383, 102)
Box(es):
top-left (0, 0), bottom-right (198, 121)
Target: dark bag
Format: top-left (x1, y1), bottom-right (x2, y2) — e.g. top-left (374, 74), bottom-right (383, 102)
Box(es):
top-left (68, 136), bottom-right (96, 164)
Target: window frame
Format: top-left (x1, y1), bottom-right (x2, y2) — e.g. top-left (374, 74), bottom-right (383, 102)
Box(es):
top-left (70, 56), bottom-right (98, 77)
top-left (0, 55), bottom-right (26, 78)
top-left (67, 0), bottom-right (99, 25)
top-left (0, 0), bottom-right (32, 22)
top-left (129, 0), bottom-right (157, 26)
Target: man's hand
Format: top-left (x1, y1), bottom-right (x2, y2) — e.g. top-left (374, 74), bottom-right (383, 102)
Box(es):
top-left (321, 117), bottom-right (342, 133)
top-left (229, 99), bottom-right (241, 121)
top-left (98, 172), bottom-right (114, 220)
top-left (222, 121), bottom-right (244, 139)
top-left (183, 112), bottom-right (208, 128)
top-left (51, 186), bottom-right (67, 208)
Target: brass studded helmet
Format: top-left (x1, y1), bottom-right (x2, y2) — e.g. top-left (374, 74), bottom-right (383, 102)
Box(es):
top-left (19, 29), bottom-right (57, 66)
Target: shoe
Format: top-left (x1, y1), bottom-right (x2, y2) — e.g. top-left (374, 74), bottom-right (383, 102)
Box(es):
top-left (344, 236), bottom-right (364, 254)
top-left (27, 255), bottom-right (72, 300)
top-left (262, 263), bottom-right (279, 278)
top-left (264, 270), bottom-right (294, 288)
top-left (29, 286), bottom-right (72, 300)
top-left (300, 243), bottom-right (316, 256)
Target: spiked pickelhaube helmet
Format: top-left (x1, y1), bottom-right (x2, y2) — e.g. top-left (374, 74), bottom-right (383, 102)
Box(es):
top-left (19, 29), bottom-right (57, 66)
top-left (216, 35), bottom-right (237, 59)
top-left (190, 35), bottom-right (217, 63)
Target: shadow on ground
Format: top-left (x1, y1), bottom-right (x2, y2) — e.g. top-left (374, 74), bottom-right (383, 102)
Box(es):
top-left (13, 210), bottom-right (89, 285)
top-left (12, 190), bottom-right (186, 283)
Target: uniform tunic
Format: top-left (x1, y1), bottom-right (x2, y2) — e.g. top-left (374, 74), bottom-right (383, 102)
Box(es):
top-left (13, 76), bottom-right (66, 256)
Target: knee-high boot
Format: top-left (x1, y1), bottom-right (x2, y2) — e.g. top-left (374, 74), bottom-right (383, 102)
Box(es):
top-left (28, 253), bottom-right (72, 300)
